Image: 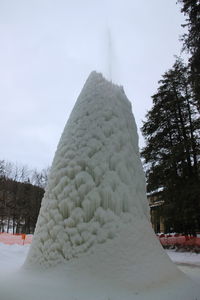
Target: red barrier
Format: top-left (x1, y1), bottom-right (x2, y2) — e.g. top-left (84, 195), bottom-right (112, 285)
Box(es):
top-left (159, 235), bottom-right (200, 247)
top-left (0, 233), bottom-right (32, 245)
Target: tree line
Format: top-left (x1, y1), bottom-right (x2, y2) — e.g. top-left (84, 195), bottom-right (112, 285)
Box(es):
top-left (0, 160), bottom-right (49, 234)
top-left (142, 0), bottom-right (200, 235)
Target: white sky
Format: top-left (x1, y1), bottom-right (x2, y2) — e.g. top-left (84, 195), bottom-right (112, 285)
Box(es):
top-left (0, 0), bottom-right (186, 170)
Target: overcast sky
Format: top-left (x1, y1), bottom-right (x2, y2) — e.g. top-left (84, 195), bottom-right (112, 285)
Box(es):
top-left (0, 0), bottom-right (186, 171)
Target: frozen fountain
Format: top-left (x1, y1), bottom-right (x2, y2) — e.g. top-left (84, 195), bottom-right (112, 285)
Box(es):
top-left (1, 72), bottom-right (199, 300)
top-left (25, 72), bottom-right (199, 299)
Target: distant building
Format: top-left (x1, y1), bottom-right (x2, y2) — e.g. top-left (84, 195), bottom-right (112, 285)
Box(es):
top-left (147, 190), bottom-right (165, 233)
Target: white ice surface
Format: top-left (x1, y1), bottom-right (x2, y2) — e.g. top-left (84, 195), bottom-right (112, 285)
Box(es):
top-left (0, 244), bottom-right (200, 299)
top-left (0, 72), bottom-right (200, 299)
top-left (26, 71), bottom-right (150, 268)
top-left (0, 243), bottom-right (29, 273)
top-left (167, 250), bottom-right (200, 267)
top-left (167, 250), bottom-right (200, 286)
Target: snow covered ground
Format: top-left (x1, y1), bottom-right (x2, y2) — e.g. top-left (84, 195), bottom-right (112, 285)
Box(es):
top-left (1, 241), bottom-right (199, 300)
top-left (0, 243), bottom-right (29, 274)
top-left (166, 250), bottom-right (200, 285)
top-left (1, 242), bottom-right (199, 274)
top-left (0, 243), bottom-right (199, 286)
top-left (167, 249), bottom-right (200, 267)
top-left (1, 239), bottom-right (200, 277)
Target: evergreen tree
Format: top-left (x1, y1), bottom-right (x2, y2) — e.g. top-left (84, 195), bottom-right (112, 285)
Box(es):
top-left (178, 0), bottom-right (200, 111)
top-left (142, 58), bottom-right (200, 235)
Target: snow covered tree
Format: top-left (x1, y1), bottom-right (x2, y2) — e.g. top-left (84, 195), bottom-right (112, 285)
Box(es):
top-left (142, 58), bottom-right (200, 235)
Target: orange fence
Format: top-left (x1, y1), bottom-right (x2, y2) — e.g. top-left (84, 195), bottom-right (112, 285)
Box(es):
top-left (0, 233), bottom-right (33, 245)
top-left (1, 232), bottom-right (200, 247)
top-left (158, 234), bottom-right (200, 247)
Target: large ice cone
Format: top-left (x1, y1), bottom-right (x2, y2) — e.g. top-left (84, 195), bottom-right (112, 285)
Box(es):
top-left (24, 72), bottom-right (199, 299)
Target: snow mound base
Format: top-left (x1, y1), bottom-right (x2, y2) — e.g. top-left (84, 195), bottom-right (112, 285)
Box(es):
top-left (1, 72), bottom-right (199, 300)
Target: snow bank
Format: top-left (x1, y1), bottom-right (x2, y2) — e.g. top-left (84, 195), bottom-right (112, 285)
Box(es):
top-left (0, 72), bottom-right (199, 300)
top-left (0, 243), bottom-right (29, 274)
top-left (167, 250), bottom-right (200, 267)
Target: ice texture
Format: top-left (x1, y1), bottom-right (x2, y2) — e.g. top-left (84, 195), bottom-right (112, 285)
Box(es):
top-left (26, 71), bottom-right (149, 267)
top-left (22, 72), bottom-right (200, 299)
